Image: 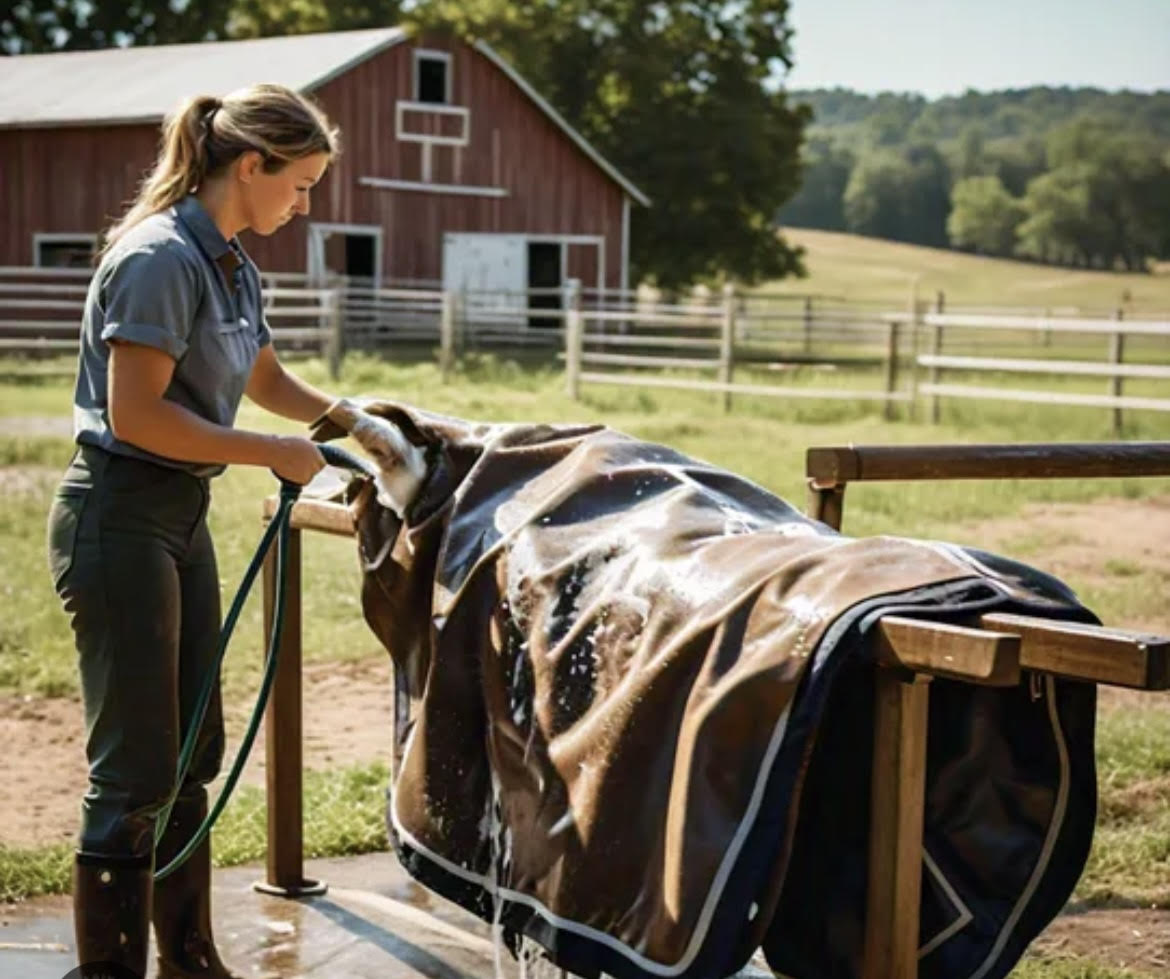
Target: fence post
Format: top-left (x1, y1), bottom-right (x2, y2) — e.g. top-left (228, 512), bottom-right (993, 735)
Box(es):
top-left (929, 291), bottom-right (945, 424)
top-left (439, 290), bottom-right (456, 382)
top-left (802, 296), bottom-right (813, 354)
top-left (564, 278), bottom-right (583, 400)
top-left (719, 283), bottom-right (736, 412)
top-left (1110, 307), bottom-right (1126, 435)
top-left (253, 526), bottom-right (325, 899)
top-left (324, 287), bottom-right (344, 380)
top-left (883, 319), bottom-right (900, 421)
top-left (907, 278), bottom-right (921, 421)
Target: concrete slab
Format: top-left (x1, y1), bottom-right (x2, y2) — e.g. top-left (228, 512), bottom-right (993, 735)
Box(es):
top-left (0, 852), bottom-right (773, 979)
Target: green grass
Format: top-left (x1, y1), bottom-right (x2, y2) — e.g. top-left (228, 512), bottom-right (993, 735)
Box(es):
top-left (766, 227), bottom-right (1170, 312)
top-left (1076, 707), bottom-right (1170, 908)
top-left (1011, 957), bottom-right (1142, 978)
top-left (4, 349), bottom-right (1170, 975)
top-left (0, 761), bottom-right (391, 903)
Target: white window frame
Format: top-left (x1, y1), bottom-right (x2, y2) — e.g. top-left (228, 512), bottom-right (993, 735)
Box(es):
top-left (33, 232), bottom-right (98, 267)
top-left (305, 222), bottom-right (384, 288)
top-left (395, 101), bottom-right (470, 148)
top-left (413, 48), bottom-right (452, 104)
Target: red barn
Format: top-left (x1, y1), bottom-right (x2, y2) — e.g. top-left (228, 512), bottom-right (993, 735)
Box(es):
top-left (0, 28), bottom-right (648, 302)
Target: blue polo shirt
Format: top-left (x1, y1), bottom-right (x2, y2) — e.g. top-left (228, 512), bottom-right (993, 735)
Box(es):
top-left (73, 195), bottom-right (272, 478)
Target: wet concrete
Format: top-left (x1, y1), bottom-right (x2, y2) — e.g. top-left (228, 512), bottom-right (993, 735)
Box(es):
top-left (0, 852), bottom-right (774, 978)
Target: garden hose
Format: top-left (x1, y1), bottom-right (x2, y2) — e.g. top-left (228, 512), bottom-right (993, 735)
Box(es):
top-left (153, 442), bottom-right (370, 881)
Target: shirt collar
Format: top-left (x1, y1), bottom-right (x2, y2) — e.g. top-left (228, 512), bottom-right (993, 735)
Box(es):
top-left (175, 194), bottom-right (243, 280)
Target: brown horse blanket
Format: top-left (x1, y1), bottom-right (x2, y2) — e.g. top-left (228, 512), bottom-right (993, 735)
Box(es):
top-left (313, 402), bottom-right (1096, 979)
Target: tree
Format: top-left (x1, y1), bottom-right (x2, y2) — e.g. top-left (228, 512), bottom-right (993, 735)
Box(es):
top-left (947, 176), bottom-right (1023, 255)
top-left (1015, 167), bottom-right (1094, 265)
top-left (776, 136), bottom-right (854, 231)
top-left (843, 144), bottom-right (950, 246)
top-left (842, 151), bottom-right (912, 241)
top-left (2, 0), bottom-right (233, 53)
top-left (405, 0), bottom-right (808, 288)
top-left (229, 0), bottom-right (404, 37)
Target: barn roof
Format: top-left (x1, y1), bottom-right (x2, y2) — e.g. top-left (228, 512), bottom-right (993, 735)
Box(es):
top-left (0, 28), bottom-right (650, 206)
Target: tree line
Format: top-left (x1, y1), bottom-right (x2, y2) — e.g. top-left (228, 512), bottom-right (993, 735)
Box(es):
top-left (780, 88), bottom-right (1170, 271)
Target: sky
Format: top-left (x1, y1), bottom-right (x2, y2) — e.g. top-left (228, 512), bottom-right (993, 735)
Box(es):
top-left (781, 0), bottom-right (1170, 97)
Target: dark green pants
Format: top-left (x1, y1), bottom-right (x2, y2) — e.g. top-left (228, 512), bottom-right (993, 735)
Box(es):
top-left (47, 444), bottom-right (225, 860)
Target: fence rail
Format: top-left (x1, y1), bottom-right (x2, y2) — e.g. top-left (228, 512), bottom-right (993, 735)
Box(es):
top-left (2, 266), bottom-right (1168, 427)
top-left (906, 310), bottom-right (1170, 431)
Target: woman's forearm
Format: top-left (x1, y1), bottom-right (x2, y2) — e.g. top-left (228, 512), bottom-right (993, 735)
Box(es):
top-left (111, 395), bottom-right (279, 468)
top-left (249, 356), bottom-right (334, 423)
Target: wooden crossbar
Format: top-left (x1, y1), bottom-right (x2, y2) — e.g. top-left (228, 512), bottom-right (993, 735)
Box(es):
top-left (805, 439), bottom-right (1170, 979)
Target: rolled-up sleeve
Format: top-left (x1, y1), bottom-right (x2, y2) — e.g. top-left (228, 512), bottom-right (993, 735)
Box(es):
top-left (99, 246), bottom-right (200, 360)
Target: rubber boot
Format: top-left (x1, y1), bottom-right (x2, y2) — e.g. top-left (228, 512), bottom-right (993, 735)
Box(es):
top-left (153, 796), bottom-right (242, 979)
top-left (73, 853), bottom-right (152, 979)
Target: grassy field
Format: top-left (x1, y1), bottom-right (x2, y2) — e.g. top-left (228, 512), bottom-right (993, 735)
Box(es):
top-left (765, 227), bottom-right (1170, 313)
top-left (2, 351), bottom-right (1170, 975)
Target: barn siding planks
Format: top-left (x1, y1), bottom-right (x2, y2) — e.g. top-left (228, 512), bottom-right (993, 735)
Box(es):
top-left (1, 36), bottom-right (628, 287)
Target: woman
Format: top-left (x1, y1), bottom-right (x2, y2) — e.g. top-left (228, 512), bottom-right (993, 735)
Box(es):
top-left (48, 83), bottom-right (342, 978)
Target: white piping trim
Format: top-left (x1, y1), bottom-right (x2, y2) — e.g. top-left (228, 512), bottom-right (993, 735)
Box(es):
top-left (360, 176), bottom-right (508, 198)
top-left (473, 40), bottom-right (650, 208)
top-left (967, 674), bottom-right (1070, 979)
top-left (918, 849), bottom-right (974, 959)
top-left (390, 701), bottom-right (793, 975)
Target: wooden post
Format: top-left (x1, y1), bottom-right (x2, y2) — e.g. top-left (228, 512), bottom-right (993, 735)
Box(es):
top-left (564, 278), bottom-right (583, 400)
top-left (1110, 307), bottom-right (1125, 436)
top-left (719, 283), bottom-right (736, 412)
top-left (907, 280), bottom-right (921, 421)
top-left (324, 288), bottom-right (344, 381)
top-left (863, 669), bottom-right (931, 979)
top-left (439, 290), bottom-right (456, 382)
top-left (929, 291), bottom-right (945, 424)
top-left (883, 319), bottom-right (900, 421)
top-left (806, 481), bottom-right (846, 531)
top-left (802, 296), bottom-right (813, 354)
top-left (254, 527), bottom-right (326, 898)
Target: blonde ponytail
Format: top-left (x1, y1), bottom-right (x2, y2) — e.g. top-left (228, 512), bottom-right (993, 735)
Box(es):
top-left (101, 84), bottom-right (340, 257)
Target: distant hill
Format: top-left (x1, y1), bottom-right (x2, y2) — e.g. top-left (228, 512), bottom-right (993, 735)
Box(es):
top-left (776, 87), bottom-right (1170, 270)
top-left (764, 228), bottom-right (1170, 313)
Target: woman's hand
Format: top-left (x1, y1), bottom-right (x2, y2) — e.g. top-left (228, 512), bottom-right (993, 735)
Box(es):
top-left (266, 435), bottom-right (326, 485)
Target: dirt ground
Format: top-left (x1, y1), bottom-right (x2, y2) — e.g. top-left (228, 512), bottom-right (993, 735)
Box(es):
top-left (3, 494), bottom-right (1170, 972)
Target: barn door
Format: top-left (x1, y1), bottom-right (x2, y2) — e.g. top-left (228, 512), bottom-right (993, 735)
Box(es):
top-left (442, 233), bottom-right (527, 329)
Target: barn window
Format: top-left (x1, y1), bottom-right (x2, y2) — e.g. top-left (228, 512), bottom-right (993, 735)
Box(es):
top-left (34, 234), bottom-right (96, 268)
top-left (414, 49), bottom-right (451, 104)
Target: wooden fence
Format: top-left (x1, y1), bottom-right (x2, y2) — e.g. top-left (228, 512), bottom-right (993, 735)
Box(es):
top-left (3, 264), bottom-right (1169, 427)
top-left (887, 307), bottom-right (1170, 432)
top-left (0, 266), bottom-right (340, 373)
top-left (563, 282), bottom-right (912, 416)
